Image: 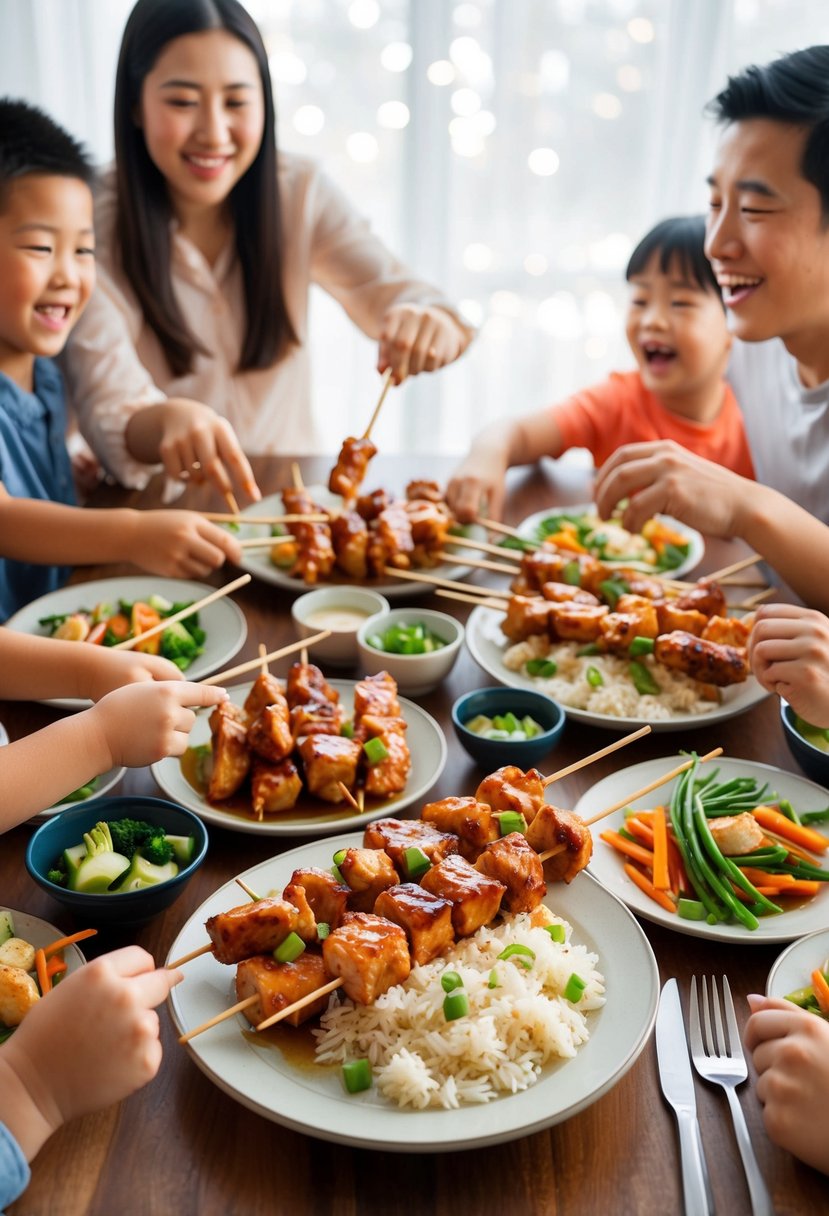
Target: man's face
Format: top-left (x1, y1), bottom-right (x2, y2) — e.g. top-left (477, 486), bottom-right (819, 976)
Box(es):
top-left (705, 118), bottom-right (829, 359)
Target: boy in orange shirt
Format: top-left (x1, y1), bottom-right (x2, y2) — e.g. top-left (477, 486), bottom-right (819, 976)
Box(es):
top-left (447, 215), bottom-right (753, 522)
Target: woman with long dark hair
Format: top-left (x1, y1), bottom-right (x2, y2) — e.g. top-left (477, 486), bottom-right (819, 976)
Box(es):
top-left (64, 0), bottom-right (472, 498)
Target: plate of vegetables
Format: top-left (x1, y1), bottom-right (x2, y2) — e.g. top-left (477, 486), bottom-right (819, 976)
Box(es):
top-left (0, 909), bottom-right (92, 1042)
top-left (513, 505), bottom-right (703, 577)
top-left (578, 754), bottom-right (829, 942)
top-left (5, 576), bottom-right (247, 710)
top-left (766, 928), bottom-right (829, 1014)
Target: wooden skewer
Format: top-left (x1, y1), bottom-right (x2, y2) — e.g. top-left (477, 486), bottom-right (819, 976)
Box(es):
top-left (381, 565), bottom-right (511, 599)
top-left (238, 534), bottom-right (296, 549)
top-left (436, 588), bottom-right (513, 611)
top-left (168, 942), bottom-right (212, 969)
top-left (474, 516), bottom-right (531, 542)
top-left (179, 995), bottom-right (259, 1044)
top-left (112, 573), bottom-right (252, 652)
top-left (300, 647), bottom-right (309, 667)
top-left (224, 489), bottom-right (241, 516)
top-left (705, 553), bottom-right (762, 582)
top-left (236, 876), bottom-right (261, 900)
top-left (199, 513), bottom-right (328, 524)
top-left (199, 630), bottom-right (332, 686)
top-left (337, 782), bottom-right (361, 811)
top-left (291, 462), bottom-right (304, 490)
top-left (357, 788), bottom-right (365, 813)
top-left (718, 576), bottom-right (769, 588)
top-left (541, 725), bottom-right (652, 787)
top-left (435, 550), bottom-right (518, 576)
top-left (736, 588), bottom-right (775, 609)
top-left (537, 747), bottom-right (723, 862)
top-left (442, 535), bottom-right (524, 562)
top-left (256, 978), bottom-right (344, 1032)
top-left (258, 643), bottom-right (269, 678)
top-left (363, 368), bottom-right (394, 440)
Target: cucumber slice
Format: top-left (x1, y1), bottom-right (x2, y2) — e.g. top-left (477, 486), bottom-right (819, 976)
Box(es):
top-left (113, 854), bottom-right (178, 892)
top-left (72, 851), bottom-right (130, 893)
top-left (165, 834), bottom-right (196, 865)
top-left (0, 910), bottom-right (15, 946)
top-left (148, 594), bottom-right (174, 612)
top-left (62, 843), bottom-right (88, 887)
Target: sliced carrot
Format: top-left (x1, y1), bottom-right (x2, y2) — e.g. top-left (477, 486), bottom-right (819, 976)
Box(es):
top-left (130, 602), bottom-right (162, 655)
top-left (43, 927), bottom-right (97, 958)
top-left (739, 868), bottom-right (797, 887)
top-left (624, 816), bottom-right (655, 848)
top-left (105, 612), bottom-right (131, 640)
top-left (752, 807), bottom-right (829, 854)
top-left (45, 957), bottom-right (68, 978)
top-left (34, 947), bottom-right (51, 995)
top-left (781, 880), bottom-right (821, 898)
top-left (666, 833), bottom-right (690, 895)
top-left (547, 532), bottom-right (588, 553)
top-left (623, 862), bottom-right (677, 913)
top-left (600, 830), bottom-right (655, 868)
top-left (760, 830), bottom-right (821, 863)
top-left (652, 806), bottom-right (670, 891)
top-left (811, 968), bottom-right (829, 1015)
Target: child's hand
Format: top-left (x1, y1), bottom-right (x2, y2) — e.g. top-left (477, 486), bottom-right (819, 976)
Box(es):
top-left (82, 647), bottom-right (185, 700)
top-left (749, 603), bottom-right (829, 727)
top-left (378, 304), bottom-right (471, 383)
top-left (87, 681), bottom-right (227, 769)
top-left (446, 448), bottom-right (509, 523)
top-left (745, 995), bottom-right (829, 1174)
top-left (3, 947), bottom-right (182, 1140)
top-left (157, 401), bottom-right (260, 504)
top-left (128, 509), bottom-right (242, 580)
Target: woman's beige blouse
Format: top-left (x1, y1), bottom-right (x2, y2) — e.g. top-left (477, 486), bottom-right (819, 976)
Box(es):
top-left (63, 153), bottom-right (466, 486)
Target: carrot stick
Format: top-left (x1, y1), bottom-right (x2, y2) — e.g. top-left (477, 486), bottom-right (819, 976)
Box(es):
top-left (739, 868), bottom-right (797, 887)
top-left (34, 947), bottom-right (51, 995)
top-left (783, 880), bottom-right (821, 898)
top-left (811, 968), bottom-right (829, 1014)
top-left (624, 816), bottom-right (655, 848)
top-left (666, 833), bottom-right (690, 895)
top-left (623, 862), bottom-right (677, 913)
top-left (652, 806), bottom-right (670, 891)
top-left (759, 830), bottom-right (820, 863)
top-left (43, 928), bottom-right (98, 958)
top-left (752, 807), bottom-right (829, 854)
top-left (600, 830), bottom-right (655, 868)
top-left (45, 957), bottom-right (68, 978)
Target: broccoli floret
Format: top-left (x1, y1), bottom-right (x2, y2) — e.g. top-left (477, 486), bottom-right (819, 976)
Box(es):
top-left (160, 620), bottom-right (204, 671)
top-left (47, 867), bottom-right (68, 887)
top-left (141, 834), bottom-right (173, 865)
top-left (108, 818), bottom-right (157, 859)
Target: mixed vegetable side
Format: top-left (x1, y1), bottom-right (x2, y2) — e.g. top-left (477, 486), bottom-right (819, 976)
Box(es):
top-left (785, 959), bottom-right (829, 1018)
top-left (47, 818), bottom-right (196, 894)
top-left (601, 756), bottom-right (829, 930)
top-left (39, 594), bottom-right (206, 670)
top-left (0, 912), bottom-right (97, 1040)
top-left (504, 511), bottom-right (691, 573)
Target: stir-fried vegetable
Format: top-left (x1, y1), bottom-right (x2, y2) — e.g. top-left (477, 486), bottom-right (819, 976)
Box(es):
top-left (47, 818), bottom-right (194, 893)
top-left (465, 712), bottom-right (545, 741)
top-left (39, 595), bottom-right (206, 671)
top-left (367, 621), bottom-right (447, 655)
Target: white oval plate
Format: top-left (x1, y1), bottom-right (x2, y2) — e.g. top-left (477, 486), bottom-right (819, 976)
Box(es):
top-left (5, 576), bottom-right (247, 710)
top-left (151, 679), bottom-right (447, 837)
top-left (1, 909), bottom-right (88, 973)
top-left (516, 503), bottom-right (704, 579)
top-left (236, 487), bottom-right (487, 599)
top-left (766, 928), bottom-right (829, 1001)
top-left (465, 604), bottom-right (769, 733)
top-left (37, 764), bottom-right (128, 820)
top-left (167, 836), bottom-right (658, 1151)
top-left (579, 755), bottom-right (829, 943)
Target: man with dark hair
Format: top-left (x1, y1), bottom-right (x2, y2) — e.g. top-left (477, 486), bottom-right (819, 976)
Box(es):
top-left (594, 46), bottom-right (829, 613)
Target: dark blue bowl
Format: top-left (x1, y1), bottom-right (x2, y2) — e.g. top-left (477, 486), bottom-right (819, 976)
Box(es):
top-left (451, 687), bottom-right (566, 770)
top-left (780, 702), bottom-right (829, 790)
top-left (26, 795), bottom-right (208, 926)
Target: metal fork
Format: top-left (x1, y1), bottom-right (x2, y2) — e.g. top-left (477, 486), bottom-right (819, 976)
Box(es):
top-left (689, 976), bottom-right (775, 1216)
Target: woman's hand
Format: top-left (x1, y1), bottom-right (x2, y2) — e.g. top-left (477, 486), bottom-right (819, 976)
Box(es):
top-left (378, 304), bottom-right (471, 383)
top-left (749, 604), bottom-right (829, 726)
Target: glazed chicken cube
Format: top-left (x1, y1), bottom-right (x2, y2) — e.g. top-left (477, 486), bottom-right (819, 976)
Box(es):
top-left (330, 511), bottom-right (370, 580)
top-left (236, 953), bottom-right (330, 1027)
top-left (353, 672), bottom-right (401, 720)
top-left (207, 702), bottom-right (251, 802)
top-left (673, 580), bottom-right (727, 619)
top-left (328, 436), bottom-right (378, 501)
top-left (374, 883), bottom-right (455, 965)
top-left (368, 503), bottom-right (414, 573)
top-left (362, 728), bottom-right (411, 797)
top-left (243, 672), bottom-right (287, 722)
top-left (299, 734), bottom-right (362, 802)
top-left (501, 596), bottom-right (553, 643)
top-left (338, 847), bottom-right (399, 912)
top-left (526, 803), bottom-right (593, 884)
top-left (205, 897), bottom-right (312, 965)
top-left (404, 498), bottom-right (451, 549)
top-left (516, 551), bottom-right (572, 593)
top-left (322, 912), bottom-right (411, 1004)
top-left (421, 796), bottom-right (500, 861)
top-left (475, 832), bottom-right (546, 913)
top-left (615, 571), bottom-right (666, 601)
top-left (540, 581), bottom-right (601, 606)
top-left (286, 661), bottom-right (339, 708)
top-left (653, 631), bottom-right (749, 686)
top-left (405, 479), bottom-right (444, 503)
top-left (356, 487), bottom-right (390, 521)
top-left (475, 765), bottom-right (546, 825)
top-left (251, 758), bottom-right (302, 817)
top-left (614, 595), bottom-right (660, 635)
top-left (420, 855), bottom-right (505, 937)
top-left (701, 614), bottom-right (754, 648)
top-left (287, 866), bottom-right (350, 930)
top-left (363, 817), bottom-right (459, 872)
top-left (290, 698), bottom-right (347, 739)
top-left (549, 602), bottom-right (608, 642)
top-left (281, 881), bottom-right (318, 941)
top-left (247, 695), bottom-right (293, 763)
top-left (656, 602), bottom-right (709, 637)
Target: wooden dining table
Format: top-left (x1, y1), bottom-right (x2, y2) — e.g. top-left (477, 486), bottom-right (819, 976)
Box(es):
top-left (3, 454), bottom-right (829, 1216)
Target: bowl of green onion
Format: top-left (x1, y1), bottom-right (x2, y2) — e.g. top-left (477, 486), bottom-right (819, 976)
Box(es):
top-left (451, 687), bottom-right (566, 769)
top-left (356, 608), bottom-right (464, 695)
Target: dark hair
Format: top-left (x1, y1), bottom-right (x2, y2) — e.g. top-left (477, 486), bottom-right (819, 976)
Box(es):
top-left (626, 215), bottom-right (721, 300)
top-left (708, 46), bottom-right (829, 219)
top-left (114, 0), bottom-right (296, 377)
top-left (0, 97), bottom-right (94, 208)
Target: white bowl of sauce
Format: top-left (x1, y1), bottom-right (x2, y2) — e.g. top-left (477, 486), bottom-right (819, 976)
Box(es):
top-left (291, 587), bottom-right (390, 667)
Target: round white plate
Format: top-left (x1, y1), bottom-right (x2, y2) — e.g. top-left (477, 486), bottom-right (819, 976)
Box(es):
top-left (235, 487), bottom-right (487, 599)
top-left (151, 679), bottom-right (447, 837)
top-left (516, 503), bottom-right (704, 579)
top-left (5, 577), bottom-right (247, 711)
top-left (579, 755), bottom-right (829, 942)
top-left (767, 928), bottom-right (829, 1001)
top-left (1, 908), bottom-right (88, 973)
top-left (167, 836), bottom-right (658, 1151)
top-left (465, 605), bottom-right (769, 733)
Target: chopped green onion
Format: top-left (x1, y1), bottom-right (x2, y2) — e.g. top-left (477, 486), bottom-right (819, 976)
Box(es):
top-left (563, 973), bottom-right (586, 1003)
top-left (363, 737), bottom-right (389, 765)
top-left (498, 811), bottom-right (527, 836)
top-left (331, 864), bottom-right (344, 883)
top-left (368, 622), bottom-right (447, 655)
top-left (525, 658), bottom-right (557, 678)
top-left (562, 560), bottom-right (581, 586)
top-left (521, 715), bottom-right (542, 738)
top-left (441, 970), bottom-right (463, 993)
top-left (403, 846), bottom-right (431, 880)
top-left (333, 849), bottom-right (347, 865)
top-left (586, 665), bottom-right (604, 688)
top-left (488, 969), bottom-right (499, 989)
top-left (316, 922), bottom-right (330, 941)
top-left (341, 1058), bottom-right (372, 1093)
top-left (629, 636), bottom-right (655, 657)
top-left (340, 720), bottom-right (355, 739)
top-left (677, 898), bottom-right (707, 922)
top-left (544, 923), bottom-right (566, 943)
top-left (629, 660), bottom-right (660, 696)
top-left (443, 991), bottom-right (469, 1021)
top-left (577, 643), bottom-right (601, 656)
top-left (274, 932), bottom-right (305, 964)
top-left (598, 577), bottom-right (630, 609)
top-left (496, 943), bottom-right (535, 969)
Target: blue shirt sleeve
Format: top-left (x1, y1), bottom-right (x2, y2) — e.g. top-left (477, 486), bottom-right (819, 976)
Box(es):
top-left (0, 1121), bottom-right (30, 1211)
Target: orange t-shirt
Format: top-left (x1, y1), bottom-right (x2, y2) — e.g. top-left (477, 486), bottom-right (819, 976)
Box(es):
top-left (550, 371), bottom-right (756, 478)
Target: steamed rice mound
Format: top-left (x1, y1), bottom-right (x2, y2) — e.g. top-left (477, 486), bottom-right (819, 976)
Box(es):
top-left (313, 911), bottom-right (604, 1110)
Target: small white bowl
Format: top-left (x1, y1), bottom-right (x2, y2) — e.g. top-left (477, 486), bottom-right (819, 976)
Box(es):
top-left (292, 587), bottom-right (390, 667)
top-left (356, 607), bottom-right (464, 695)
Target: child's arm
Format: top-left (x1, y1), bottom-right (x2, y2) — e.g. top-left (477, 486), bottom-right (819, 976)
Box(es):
top-left (0, 681), bottom-right (227, 828)
top-left (446, 412), bottom-right (566, 523)
top-left (744, 995), bottom-right (829, 1175)
top-left (0, 947), bottom-right (182, 1162)
top-left (0, 494), bottom-right (242, 580)
top-left (124, 400), bottom-right (260, 505)
top-left (0, 630), bottom-right (183, 701)
top-left (749, 604), bottom-right (829, 726)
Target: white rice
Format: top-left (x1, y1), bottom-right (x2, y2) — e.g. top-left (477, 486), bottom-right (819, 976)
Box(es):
top-left (503, 635), bottom-right (719, 719)
top-left (312, 909), bottom-right (604, 1110)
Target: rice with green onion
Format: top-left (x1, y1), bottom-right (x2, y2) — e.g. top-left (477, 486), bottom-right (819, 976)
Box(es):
top-left (312, 908), bottom-right (604, 1110)
top-left (503, 636), bottom-right (719, 719)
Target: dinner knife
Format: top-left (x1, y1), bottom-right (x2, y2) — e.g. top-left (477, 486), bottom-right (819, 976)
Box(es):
top-left (656, 979), bottom-right (715, 1216)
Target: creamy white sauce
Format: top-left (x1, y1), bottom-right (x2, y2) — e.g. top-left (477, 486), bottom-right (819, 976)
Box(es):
top-left (304, 607), bottom-right (372, 632)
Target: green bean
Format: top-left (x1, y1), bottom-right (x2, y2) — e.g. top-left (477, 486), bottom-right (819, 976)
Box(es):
top-left (669, 766), bottom-right (725, 921)
top-left (681, 779), bottom-right (759, 929)
top-left (693, 796), bottom-right (782, 918)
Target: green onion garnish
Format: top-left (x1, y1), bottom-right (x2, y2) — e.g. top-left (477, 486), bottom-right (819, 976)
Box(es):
top-left (317, 922), bottom-right (330, 940)
top-left (488, 969), bottom-right (499, 989)
top-left (586, 665), bottom-right (604, 688)
top-left (274, 932), bottom-right (305, 964)
top-left (544, 923), bottom-right (566, 943)
top-left (441, 970), bottom-right (463, 993)
top-left (363, 737), bottom-right (389, 765)
top-left (498, 811), bottom-right (527, 836)
top-left (443, 991), bottom-right (469, 1021)
top-left (341, 1058), bottom-right (372, 1093)
top-left (525, 658), bottom-right (557, 678)
top-left (629, 636), bottom-right (655, 657)
top-left (333, 849), bottom-right (347, 865)
top-left (563, 972), bottom-right (586, 1002)
top-left (403, 846), bottom-right (431, 880)
top-left (496, 943), bottom-right (536, 969)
